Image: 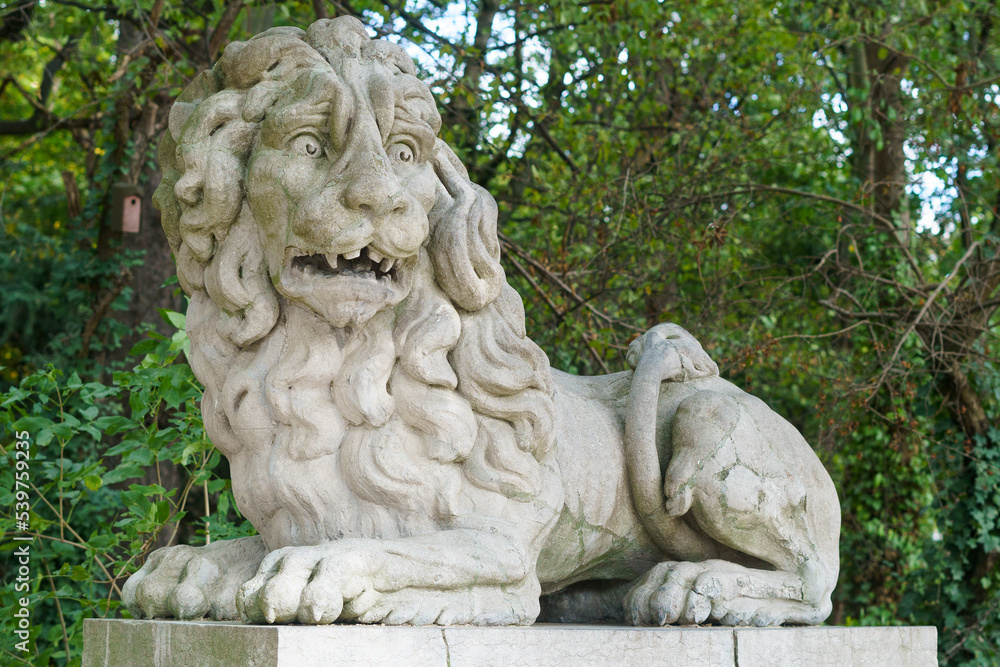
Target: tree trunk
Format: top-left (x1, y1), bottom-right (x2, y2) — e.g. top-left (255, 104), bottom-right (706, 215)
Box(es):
top-left (865, 41), bottom-right (911, 248)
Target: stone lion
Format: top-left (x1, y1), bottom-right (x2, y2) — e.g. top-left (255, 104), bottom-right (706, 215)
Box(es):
top-left (123, 17), bottom-right (840, 627)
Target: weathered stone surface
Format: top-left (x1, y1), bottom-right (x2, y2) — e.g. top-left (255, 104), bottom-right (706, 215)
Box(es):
top-left (83, 619), bottom-right (937, 666)
top-left (83, 618), bottom-right (279, 667)
top-left (733, 626), bottom-right (939, 667)
top-left (122, 15), bottom-right (843, 629)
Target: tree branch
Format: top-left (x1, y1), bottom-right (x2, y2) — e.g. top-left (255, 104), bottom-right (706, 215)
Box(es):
top-left (208, 1), bottom-right (244, 61)
top-left (741, 184), bottom-right (925, 279)
top-left (79, 267), bottom-right (132, 359)
top-left (381, 0), bottom-right (459, 50)
top-left (498, 231), bottom-right (642, 332)
top-left (868, 241), bottom-right (982, 400)
top-left (50, 0), bottom-right (126, 22)
top-left (0, 36), bottom-right (89, 136)
top-left (504, 251), bottom-right (563, 321)
top-left (1, 1), bottom-right (36, 42)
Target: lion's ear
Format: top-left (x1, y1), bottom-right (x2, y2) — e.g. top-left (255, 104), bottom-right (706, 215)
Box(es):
top-left (427, 141), bottom-right (504, 312)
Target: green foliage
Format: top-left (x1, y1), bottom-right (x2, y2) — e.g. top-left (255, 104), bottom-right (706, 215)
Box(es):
top-left (0, 218), bottom-right (144, 384)
top-left (901, 418), bottom-right (1000, 663)
top-left (0, 316), bottom-right (249, 665)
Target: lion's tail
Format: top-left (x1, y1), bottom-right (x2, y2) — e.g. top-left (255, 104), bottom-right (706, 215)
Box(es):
top-left (623, 329), bottom-right (718, 561)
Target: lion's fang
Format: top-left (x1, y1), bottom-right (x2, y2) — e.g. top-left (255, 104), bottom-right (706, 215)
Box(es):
top-left (344, 249), bottom-right (361, 260)
top-left (368, 247), bottom-right (384, 263)
top-left (325, 253), bottom-right (339, 269)
top-left (380, 258), bottom-right (394, 272)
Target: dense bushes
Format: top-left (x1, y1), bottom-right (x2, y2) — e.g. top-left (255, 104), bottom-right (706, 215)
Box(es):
top-left (0, 317), bottom-right (251, 664)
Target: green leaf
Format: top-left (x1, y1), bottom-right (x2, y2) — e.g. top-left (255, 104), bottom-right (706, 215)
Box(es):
top-left (155, 500), bottom-right (170, 524)
top-left (13, 415), bottom-right (54, 433)
top-left (84, 474), bottom-right (103, 491)
top-left (104, 465), bottom-right (144, 485)
top-left (158, 309), bottom-right (186, 330)
top-left (129, 338), bottom-right (160, 357)
top-left (94, 416), bottom-right (138, 435)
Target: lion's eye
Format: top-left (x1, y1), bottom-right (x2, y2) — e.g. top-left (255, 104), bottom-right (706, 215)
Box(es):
top-left (290, 134), bottom-right (324, 158)
top-left (388, 142), bottom-right (415, 164)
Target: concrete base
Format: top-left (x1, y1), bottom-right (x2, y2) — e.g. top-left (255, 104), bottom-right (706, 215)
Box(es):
top-left (83, 619), bottom-right (937, 667)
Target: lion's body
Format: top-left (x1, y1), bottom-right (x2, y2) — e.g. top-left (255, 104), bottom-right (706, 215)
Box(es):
top-left (540, 370), bottom-right (838, 594)
top-left (123, 17), bottom-right (840, 628)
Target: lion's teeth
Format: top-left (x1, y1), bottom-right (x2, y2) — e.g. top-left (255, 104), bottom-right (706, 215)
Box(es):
top-left (379, 274), bottom-right (391, 284)
top-left (380, 258), bottom-right (394, 272)
top-left (344, 249), bottom-right (361, 260)
top-left (326, 253), bottom-right (339, 269)
top-left (368, 247), bottom-right (383, 263)
top-left (366, 271), bottom-right (376, 280)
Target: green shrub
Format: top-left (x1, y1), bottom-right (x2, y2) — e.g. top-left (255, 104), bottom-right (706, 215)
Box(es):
top-left (0, 311), bottom-right (251, 666)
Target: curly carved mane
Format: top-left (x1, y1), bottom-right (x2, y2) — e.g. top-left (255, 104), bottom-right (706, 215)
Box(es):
top-left (153, 19), bottom-right (556, 547)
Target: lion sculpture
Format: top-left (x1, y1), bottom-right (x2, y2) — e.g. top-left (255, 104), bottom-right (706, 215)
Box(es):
top-left (123, 17), bottom-right (840, 628)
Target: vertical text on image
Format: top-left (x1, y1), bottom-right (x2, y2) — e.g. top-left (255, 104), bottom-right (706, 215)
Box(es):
top-left (11, 430), bottom-right (33, 653)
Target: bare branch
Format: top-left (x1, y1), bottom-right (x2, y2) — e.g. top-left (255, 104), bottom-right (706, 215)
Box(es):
top-left (499, 231), bottom-right (643, 332)
top-left (770, 320), bottom-right (874, 343)
top-left (741, 184), bottom-right (926, 279)
top-left (868, 241), bottom-right (982, 400)
top-left (504, 251), bottom-right (563, 321)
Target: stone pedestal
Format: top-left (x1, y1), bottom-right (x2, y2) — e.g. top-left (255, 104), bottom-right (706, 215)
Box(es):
top-left (83, 619), bottom-right (937, 666)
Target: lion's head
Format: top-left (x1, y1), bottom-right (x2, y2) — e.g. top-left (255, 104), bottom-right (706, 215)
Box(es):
top-left (154, 18), bottom-right (560, 551)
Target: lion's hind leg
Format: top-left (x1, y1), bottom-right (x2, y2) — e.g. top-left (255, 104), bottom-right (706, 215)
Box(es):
top-left (627, 390), bottom-right (839, 627)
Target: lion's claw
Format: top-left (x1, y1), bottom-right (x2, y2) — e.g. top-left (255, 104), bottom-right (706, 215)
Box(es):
top-left (235, 543), bottom-right (539, 626)
top-left (237, 545), bottom-right (378, 625)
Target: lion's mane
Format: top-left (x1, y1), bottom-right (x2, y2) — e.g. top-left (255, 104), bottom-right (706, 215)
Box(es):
top-left (153, 18), bottom-right (557, 548)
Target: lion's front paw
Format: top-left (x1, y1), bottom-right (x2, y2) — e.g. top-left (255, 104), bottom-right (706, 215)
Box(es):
top-left (123, 536), bottom-right (266, 621)
top-left (236, 544), bottom-right (538, 626)
top-left (237, 545), bottom-right (382, 625)
top-left (123, 545), bottom-right (217, 620)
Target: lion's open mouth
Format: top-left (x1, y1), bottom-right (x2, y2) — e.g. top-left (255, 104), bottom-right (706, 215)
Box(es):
top-left (278, 244), bottom-right (416, 327)
top-left (290, 246), bottom-right (400, 283)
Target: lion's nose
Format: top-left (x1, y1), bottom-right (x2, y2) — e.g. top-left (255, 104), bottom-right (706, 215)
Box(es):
top-left (341, 169), bottom-right (410, 219)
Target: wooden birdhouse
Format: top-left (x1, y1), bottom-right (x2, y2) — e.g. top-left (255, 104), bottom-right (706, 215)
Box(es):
top-left (112, 183), bottom-right (143, 233)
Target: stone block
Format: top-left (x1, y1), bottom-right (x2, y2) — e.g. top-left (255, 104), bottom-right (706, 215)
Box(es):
top-left (83, 619), bottom-right (937, 667)
top-left (733, 626), bottom-right (938, 667)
